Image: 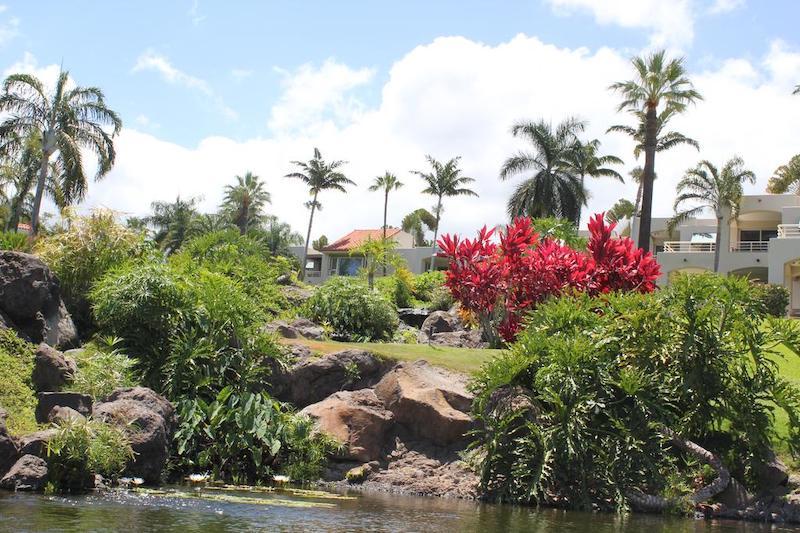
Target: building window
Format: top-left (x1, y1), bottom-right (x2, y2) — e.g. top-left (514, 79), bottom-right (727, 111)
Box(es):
top-left (336, 257), bottom-right (363, 276)
top-left (740, 229), bottom-right (777, 242)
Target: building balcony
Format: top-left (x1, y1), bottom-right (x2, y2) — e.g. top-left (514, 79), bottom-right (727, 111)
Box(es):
top-left (730, 241), bottom-right (769, 252)
top-left (663, 241), bottom-right (714, 253)
top-left (778, 224), bottom-right (800, 238)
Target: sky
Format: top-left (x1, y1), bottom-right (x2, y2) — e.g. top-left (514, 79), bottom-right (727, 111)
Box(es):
top-left (0, 0), bottom-right (798, 241)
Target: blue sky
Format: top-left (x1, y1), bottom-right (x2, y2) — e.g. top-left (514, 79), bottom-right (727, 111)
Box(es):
top-left (0, 1), bottom-right (798, 239)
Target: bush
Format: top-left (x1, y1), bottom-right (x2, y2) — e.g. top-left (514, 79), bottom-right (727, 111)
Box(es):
top-left (412, 271), bottom-right (446, 302)
top-left (0, 231), bottom-right (31, 252)
top-left (46, 417), bottom-right (134, 491)
top-left (469, 273), bottom-right (800, 510)
top-left (303, 277), bottom-right (398, 341)
top-left (0, 329), bottom-right (37, 434)
top-left (35, 210), bottom-right (149, 334)
top-left (66, 337), bottom-right (137, 400)
top-left (427, 286), bottom-right (455, 311)
top-left (376, 268), bottom-right (414, 308)
top-left (753, 283), bottom-right (790, 317)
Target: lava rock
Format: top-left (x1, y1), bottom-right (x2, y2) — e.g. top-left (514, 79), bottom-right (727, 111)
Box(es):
top-left (17, 429), bottom-right (58, 458)
top-left (35, 392), bottom-right (92, 424)
top-left (0, 454), bottom-right (48, 491)
top-left (32, 343), bottom-right (77, 392)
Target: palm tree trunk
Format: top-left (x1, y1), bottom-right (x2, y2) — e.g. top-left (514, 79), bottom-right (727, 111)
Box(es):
top-left (713, 214), bottom-right (723, 272)
top-left (382, 189), bottom-right (389, 276)
top-left (29, 149), bottom-right (51, 235)
top-left (299, 192), bottom-right (318, 282)
top-left (637, 106), bottom-right (658, 252)
top-left (575, 174), bottom-right (585, 227)
top-left (429, 197), bottom-right (442, 272)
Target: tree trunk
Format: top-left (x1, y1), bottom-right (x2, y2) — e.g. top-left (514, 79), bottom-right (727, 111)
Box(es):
top-left (713, 214), bottom-right (723, 272)
top-left (637, 105), bottom-right (658, 252)
top-left (429, 197), bottom-right (442, 272)
top-left (29, 147), bottom-right (51, 235)
top-left (382, 189), bottom-right (389, 276)
top-left (575, 174), bottom-right (585, 227)
top-left (299, 192), bottom-right (318, 282)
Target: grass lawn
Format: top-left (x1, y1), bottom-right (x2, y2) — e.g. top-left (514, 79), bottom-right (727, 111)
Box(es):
top-left (770, 341), bottom-right (800, 455)
top-left (280, 338), bottom-right (500, 375)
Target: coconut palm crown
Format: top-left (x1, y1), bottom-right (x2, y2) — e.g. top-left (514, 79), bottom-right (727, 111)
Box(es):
top-left (221, 171), bottom-right (271, 235)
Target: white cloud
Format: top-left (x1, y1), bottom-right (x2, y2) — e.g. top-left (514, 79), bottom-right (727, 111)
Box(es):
top-left (708, 0), bottom-right (745, 15)
top-left (3, 52), bottom-right (70, 90)
top-left (188, 0), bottom-right (205, 26)
top-left (132, 50), bottom-right (237, 119)
top-left (230, 68), bottom-right (253, 82)
top-left (0, 5), bottom-right (19, 47)
top-left (545, 0), bottom-right (695, 49)
top-left (134, 114), bottom-right (160, 129)
top-left (269, 59), bottom-right (375, 135)
top-left (13, 35), bottom-right (799, 244)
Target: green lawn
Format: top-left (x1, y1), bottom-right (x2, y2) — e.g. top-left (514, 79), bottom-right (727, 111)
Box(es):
top-left (281, 338), bottom-right (500, 374)
top-left (770, 341), bottom-right (800, 453)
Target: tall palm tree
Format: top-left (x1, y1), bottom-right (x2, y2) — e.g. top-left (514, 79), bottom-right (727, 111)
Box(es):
top-left (285, 148), bottom-right (354, 281)
top-left (221, 171), bottom-right (271, 235)
top-left (368, 172), bottom-right (404, 275)
top-left (671, 157), bottom-right (755, 272)
top-left (147, 196), bottom-right (200, 254)
top-left (610, 50), bottom-right (702, 251)
top-left (766, 154), bottom-right (800, 194)
top-left (0, 71), bottom-right (121, 234)
top-left (499, 118), bottom-right (586, 221)
top-left (568, 138), bottom-right (624, 226)
top-left (605, 198), bottom-right (636, 236)
top-left (411, 156), bottom-right (477, 271)
top-left (401, 208), bottom-right (438, 247)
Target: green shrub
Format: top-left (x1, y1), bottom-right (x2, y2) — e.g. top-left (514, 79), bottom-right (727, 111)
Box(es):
top-left (0, 231), bottom-right (31, 252)
top-left (376, 268), bottom-right (414, 308)
top-left (412, 271), bottom-right (446, 302)
top-left (66, 337), bottom-right (136, 400)
top-left (35, 210), bottom-right (149, 334)
top-left (303, 277), bottom-right (398, 341)
top-left (0, 329), bottom-right (37, 434)
top-left (469, 273), bottom-right (800, 510)
top-left (427, 286), bottom-right (455, 311)
top-left (753, 283), bottom-right (790, 317)
top-left (46, 417), bottom-right (134, 491)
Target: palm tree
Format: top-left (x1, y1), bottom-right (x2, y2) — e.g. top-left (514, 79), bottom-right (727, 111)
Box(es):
top-left (671, 157), bottom-right (755, 272)
top-left (147, 196), bottom-right (200, 254)
top-left (0, 71), bottom-right (121, 234)
top-left (610, 50), bottom-right (702, 251)
top-left (567, 138), bottom-right (623, 226)
top-left (766, 154), bottom-right (800, 194)
top-left (401, 208), bottom-right (438, 247)
top-left (221, 171), bottom-right (271, 235)
top-left (285, 148), bottom-right (354, 281)
top-left (411, 156), bottom-right (477, 271)
top-left (794, 85), bottom-right (799, 95)
top-left (499, 118), bottom-right (586, 221)
top-left (258, 215), bottom-right (304, 257)
top-left (368, 172), bottom-right (404, 275)
top-left (605, 198), bottom-right (636, 236)
top-left (187, 212), bottom-right (235, 238)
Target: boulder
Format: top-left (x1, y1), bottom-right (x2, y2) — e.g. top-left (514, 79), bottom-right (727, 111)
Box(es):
top-left (32, 343), bottom-right (77, 392)
top-left (756, 450), bottom-right (789, 493)
top-left (301, 389), bottom-right (394, 462)
top-left (716, 477), bottom-right (751, 509)
top-left (0, 251), bottom-right (77, 348)
top-left (374, 360), bottom-right (474, 446)
top-left (18, 429), bottom-right (58, 458)
top-left (427, 330), bottom-right (486, 349)
top-left (265, 318), bottom-right (324, 340)
top-left (35, 392), bottom-right (92, 424)
top-left (397, 308), bottom-right (430, 329)
top-left (93, 388), bottom-right (174, 483)
top-left (419, 311), bottom-right (461, 339)
top-left (0, 408), bottom-right (18, 478)
top-left (47, 406), bottom-right (85, 425)
top-left (277, 349), bottom-right (388, 407)
top-left (0, 454), bottom-right (48, 491)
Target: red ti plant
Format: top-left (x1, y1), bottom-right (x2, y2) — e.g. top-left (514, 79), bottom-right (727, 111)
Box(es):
top-left (437, 214), bottom-right (660, 345)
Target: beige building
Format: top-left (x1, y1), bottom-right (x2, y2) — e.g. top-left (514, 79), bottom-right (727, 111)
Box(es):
top-left (632, 194), bottom-right (800, 315)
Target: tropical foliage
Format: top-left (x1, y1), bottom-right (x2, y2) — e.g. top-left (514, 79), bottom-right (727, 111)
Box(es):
top-left (766, 154), bottom-right (800, 194)
top-left (221, 171), bottom-right (271, 234)
top-left (0, 328), bottom-right (37, 434)
top-left (401, 207), bottom-right (437, 247)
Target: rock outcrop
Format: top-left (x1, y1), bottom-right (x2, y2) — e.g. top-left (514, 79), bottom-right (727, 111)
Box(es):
top-left (93, 388), bottom-right (175, 484)
top-left (17, 429), bottom-right (58, 458)
top-left (32, 343), bottom-right (77, 392)
top-left (0, 408), bottom-right (18, 479)
top-left (265, 318), bottom-right (324, 340)
top-left (0, 454), bottom-right (48, 491)
top-left (301, 389), bottom-right (394, 462)
top-left (35, 392), bottom-right (93, 424)
top-left (0, 251), bottom-right (77, 348)
top-left (418, 311), bottom-right (461, 340)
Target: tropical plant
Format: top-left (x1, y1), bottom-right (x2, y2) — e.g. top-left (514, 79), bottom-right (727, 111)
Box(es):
top-left (752, 283), bottom-right (790, 317)
top-left (411, 156), bottom-right (477, 271)
top-left (0, 230), bottom-right (29, 251)
top-left (401, 208), bottom-right (437, 247)
top-left (438, 214), bottom-right (660, 345)
top-left (1, 133), bottom-right (40, 231)
top-left (529, 217), bottom-right (587, 249)
top-left (609, 50), bottom-right (702, 251)
top-left (499, 118), bottom-right (586, 222)
top-left (468, 274), bottom-right (800, 510)
top-left (0, 71), bottom-right (122, 233)
top-left (567, 138), bottom-right (623, 226)
top-left (256, 215), bottom-right (303, 257)
top-left (285, 148), bottom-right (354, 281)
top-left (369, 172), bottom-right (404, 275)
top-left (66, 337), bottom-right (136, 400)
top-left (350, 236), bottom-right (404, 289)
top-left (187, 212), bottom-right (235, 238)
top-left (411, 270), bottom-right (446, 302)
top-left (303, 277), bottom-right (398, 341)
top-left (221, 171), bottom-right (271, 234)
top-left (766, 154), bottom-right (800, 194)
top-left (312, 235), bottom-right (329, 251)
top-left (147, 196), bottom-right (200, 254)
top-left (606, 199), bottom-right (636, 236)
top-left (0, 328), bottom-right (37, 434)
top-left (670, 157), bottom-right (755, 272)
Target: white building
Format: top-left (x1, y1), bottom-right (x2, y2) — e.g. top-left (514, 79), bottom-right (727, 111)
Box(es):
top-left (289, 227), bottom-right (448, 285)
top-left (631, 194), bottom-right (800, 315)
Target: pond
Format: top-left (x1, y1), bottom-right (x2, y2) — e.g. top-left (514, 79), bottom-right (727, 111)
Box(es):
top-left (0, 485), bottom-right (796, 532)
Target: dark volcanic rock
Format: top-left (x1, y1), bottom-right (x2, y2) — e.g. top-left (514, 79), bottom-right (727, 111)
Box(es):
top-left (17, 429), bottom-right (58, 458)
top-left (32, 343), bottom-right (77, 392)
top-left (427, 330), bottom-right (486, 349)
top-left (0, 408), bottom-right (18, 478)
top-left (103, 387), bottom-right (176, 435)
top-left (397, 308), bottom-right (430, 329)
top-left (265, 318), bottom-right (325, 340)
top-left (35, 392), bottom-right (92, 424)
top-left (0, 251), bottom-right (77, 348)
top-left (0, 454), bottom-right (48, 491)
top-left (47, 406), bottom-right (85, 425)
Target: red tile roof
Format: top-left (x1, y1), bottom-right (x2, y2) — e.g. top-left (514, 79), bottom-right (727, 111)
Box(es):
top-left (322, 228), bottom-right (402, 252)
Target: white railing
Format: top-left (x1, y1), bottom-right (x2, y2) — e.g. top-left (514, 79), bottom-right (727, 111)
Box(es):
top-left (778, 224), bottom-right (800, 238)
top-left (663, 241), bottom-right (715, 253)
top-left (730, 241), bottom-right (769, 252)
